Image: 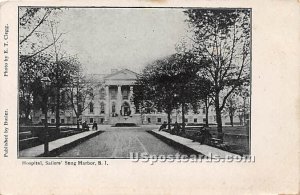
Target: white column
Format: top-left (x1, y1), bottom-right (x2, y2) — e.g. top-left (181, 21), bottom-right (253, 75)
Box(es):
top-left (129, 86), bottom-right (135, 114)
top-left (117, 85), bottom-right (122, 115)
top-left (105, 85), bottom-right (109, 121)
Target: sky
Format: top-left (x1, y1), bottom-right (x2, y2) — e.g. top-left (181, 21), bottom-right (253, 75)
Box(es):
top-left (57, 8), bottom-right (189, 74)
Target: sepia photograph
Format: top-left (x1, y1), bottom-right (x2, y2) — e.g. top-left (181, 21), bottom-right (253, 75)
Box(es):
top-left (18, 7), bottom-right (251, 159)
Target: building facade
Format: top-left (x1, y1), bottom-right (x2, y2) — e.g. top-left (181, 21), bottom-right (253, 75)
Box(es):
top-left (32, 69), bottom-right (244, 126)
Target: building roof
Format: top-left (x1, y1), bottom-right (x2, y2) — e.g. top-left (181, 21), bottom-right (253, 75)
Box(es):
top-left (86, 69), bottom-right (138, 85)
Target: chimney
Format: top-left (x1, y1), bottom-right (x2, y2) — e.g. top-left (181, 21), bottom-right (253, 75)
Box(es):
top-left (111, 69), bottom-right (118, 74)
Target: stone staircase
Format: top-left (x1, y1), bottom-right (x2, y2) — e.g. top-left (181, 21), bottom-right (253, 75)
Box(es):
top-left (109, 114), bottom-right (142, 126)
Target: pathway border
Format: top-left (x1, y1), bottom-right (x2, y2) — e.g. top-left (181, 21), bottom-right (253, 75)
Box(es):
top-left (148, 129), bottom-right (240, 159)
top-left (19, 130), bottom-right (104, 157)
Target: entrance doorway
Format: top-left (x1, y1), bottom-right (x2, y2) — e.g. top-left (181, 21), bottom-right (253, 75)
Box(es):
top-left (100, 118), bottom-right (104, 124)
top-left (121, 102), bottom-right (131, 116)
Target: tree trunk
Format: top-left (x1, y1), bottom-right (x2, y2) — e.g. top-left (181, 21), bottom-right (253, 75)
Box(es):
top-left (43, 94), bottom-right (49, 155)
top-left (205, 110), bottom-right (209, 127)
top-left (55, 86), bottom-right (60, 129)
top-left (76, 114), bottom-right (80, 130)
top-left (181, 102), bottom-right (185, 132)
top-left (243, 97), bottom-right (246, 126)
top-left (167, 111), bottom-right (171, 130)
top-left (238, 113), bottom-right (243, 125)
top-left (55, 54), bottom-right (60, 131)
top-left (214, 93), bottom-right (223, 139)
top-left (205, 98), bottom-right (209, 127)
top-left (25, 107), bottom-right (31, 123)
top-left (230, 113), bottom-right (234, 127)
top-left (141, 113), bottom-right (143, 125)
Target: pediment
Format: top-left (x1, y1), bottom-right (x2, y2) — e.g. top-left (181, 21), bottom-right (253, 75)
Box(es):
top-left (104, 69), bottom-right (137, 80)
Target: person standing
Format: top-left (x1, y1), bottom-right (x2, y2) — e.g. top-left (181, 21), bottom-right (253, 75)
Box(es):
top-left (92, 121), bottom-right (98, 130)
top-left (173, 122), bottom-right (180, 135)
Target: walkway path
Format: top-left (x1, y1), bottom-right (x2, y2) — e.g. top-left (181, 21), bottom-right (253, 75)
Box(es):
top-left (59, 126), bottom-right (182, 158)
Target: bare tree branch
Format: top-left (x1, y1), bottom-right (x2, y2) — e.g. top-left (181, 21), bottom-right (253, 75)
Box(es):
top-left (20, 10), bottom-right (51, 45)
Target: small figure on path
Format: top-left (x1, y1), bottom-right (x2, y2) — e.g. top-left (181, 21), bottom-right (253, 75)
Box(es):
top-left (92, 121), bottom-right (98, 130)
top-left (173, 122), bottom-right (180, 135)
top-left (200, 127), bottom-right (212, 144)
top-left (159, 121), bottom-right (167, 131)
top-left (82, 121), bottom-right (89, 131)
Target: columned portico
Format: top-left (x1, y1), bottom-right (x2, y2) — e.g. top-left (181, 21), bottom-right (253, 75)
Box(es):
top-left (81, 69), bottom-right (140, 125)
top-left (104, 84), bottom-right (134, 117)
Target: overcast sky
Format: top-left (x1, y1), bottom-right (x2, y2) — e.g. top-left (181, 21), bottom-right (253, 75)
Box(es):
top-left (58, 8), bottom-right (189, 74)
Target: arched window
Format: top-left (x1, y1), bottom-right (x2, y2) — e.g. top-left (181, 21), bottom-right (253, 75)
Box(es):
top-left (100, 102), bottom-right (105, 114)
top-left (89, 102), bottom-right (94, 113)
top-left (100, 88), bottom-right (105, 100)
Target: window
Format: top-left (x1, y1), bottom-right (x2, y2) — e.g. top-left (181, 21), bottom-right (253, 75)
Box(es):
top-left (100, 102), bottom-right (105, 114)
top-left (89, 102), bottom-right (94, 113)
top-left (111, 89), bottom-right (117, 100)
top-left (51, 119), bottom-right (55, 124)
top-left (90, 118), bottom-right (93, 123)
top-left (202, 108), bottom-right (206, 114)
top-left (122, 89), bottom-right (129, 100)
top-left (203, 118), bottom-right (207, 122)
top-left (100, 88), bottom-right (105, 100)
top-left (194, 118), bottom-right (197, 123)
top-left (157, 118), bottom-right (161, 123)
top-left (185, 118), bottom-right (188, 123)
top-left (61, 119), bottom-right (65, 124)
top-left (148, 118), bottom-right (151, 123)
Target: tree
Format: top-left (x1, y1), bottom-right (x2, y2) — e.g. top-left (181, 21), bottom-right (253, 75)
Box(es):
top-left (19, 8), bottom-right (62, 64)
top-left (184, 9), bottom-right (251, 138)
top-left (133, 85), bottom-right (155, 124)
top-left (48, 20), bottom-right (68, 129)
top-left (134, 52), bottom-right (212, 131)
top-left (65, 61), bottom-right (95, 129)
top-left (165, 51), bottom-right (212, 132)
top-left (19, 53), bottom-right (54, 123)
top-left (134, 57), bottom-right (179, 130)
top-left (19, 7), bottom-right (72, 126)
